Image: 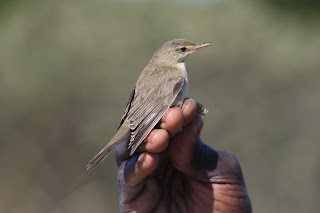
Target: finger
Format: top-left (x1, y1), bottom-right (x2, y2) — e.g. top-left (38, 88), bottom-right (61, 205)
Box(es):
top-left (114, 128), bottom-right (169, 166)
top-left (169, 113), bottom-right (203, 171)
top-left (137, 129), bottom-right (169, 153)
top-left (181, 98), bottom-right (198, 126)
top-left (114, 128), bottom-right (169, 163)
top-left (188, 146), bottom-right (246, 185)
top-left (115, 100), bottom-right (196, 165)
top-left (121, 152), bottom-right (159, 188)
top-left (159, 107), bottom-right (184, 136)
top-left (114, 141), bottom-right (130, 167)
top-left (206, 150), bottom-right (244, 185)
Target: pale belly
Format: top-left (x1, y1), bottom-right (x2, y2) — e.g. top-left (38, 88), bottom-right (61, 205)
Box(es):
top-left (172, 78), bottom-right (189, 107)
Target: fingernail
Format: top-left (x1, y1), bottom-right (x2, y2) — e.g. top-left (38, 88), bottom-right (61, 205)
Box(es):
top-left (160, 122), bottom-right (166, 129)
top-left (181, 101), bottom-right (188, 111)
top-left (138, 153), bottom-right (146, 162)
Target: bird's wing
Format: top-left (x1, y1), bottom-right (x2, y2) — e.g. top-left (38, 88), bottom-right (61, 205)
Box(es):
top-left (87, 66), bottom-right (185, 170)
top-left (118, 88), bottom-right (135, 129)
top-left (127, 66), bottom-right (185, 154)
top-left (87, 88), bottom-right (136, 171)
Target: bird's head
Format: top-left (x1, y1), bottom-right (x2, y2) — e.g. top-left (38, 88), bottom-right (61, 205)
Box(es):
top-left (152, 39), bottom-right (213, 65)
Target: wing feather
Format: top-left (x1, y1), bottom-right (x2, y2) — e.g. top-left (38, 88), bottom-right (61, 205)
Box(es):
top-left (118, 88), bottom-right (135, 129)
top-left (87, 88), bottom-right (135, 171)
top-left (129, 107), bottom-right (168, 155)
top-left (88, 66), bottom-right (186, 171)
top-left (126, 66), bottom-right (186, 153)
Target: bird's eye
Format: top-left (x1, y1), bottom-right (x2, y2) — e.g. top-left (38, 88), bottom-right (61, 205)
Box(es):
top-left (180, 47), bottom-right (187, 52)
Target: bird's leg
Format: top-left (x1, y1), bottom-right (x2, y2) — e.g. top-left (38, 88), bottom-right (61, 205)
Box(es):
top-left (196, 102), bottom-right (208, 115)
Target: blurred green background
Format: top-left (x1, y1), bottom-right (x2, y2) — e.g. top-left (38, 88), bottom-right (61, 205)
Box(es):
top-left (1, 0), bottom-right (319, 212)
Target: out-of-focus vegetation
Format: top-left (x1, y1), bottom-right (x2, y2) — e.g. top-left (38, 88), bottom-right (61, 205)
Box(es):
top-left (264, 0), bottom-right (320, 14)
top-left (1, 0), bottom-right (319, 212)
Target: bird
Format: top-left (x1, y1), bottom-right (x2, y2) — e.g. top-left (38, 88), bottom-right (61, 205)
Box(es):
top-left (87, 39), bottom-right (212, 171)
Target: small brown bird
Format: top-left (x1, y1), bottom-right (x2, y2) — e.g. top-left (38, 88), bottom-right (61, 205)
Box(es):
top-left (87, 39), bottom-right (212, 171)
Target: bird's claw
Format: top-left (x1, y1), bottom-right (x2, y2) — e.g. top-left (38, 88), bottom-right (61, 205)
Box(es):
top-left (196, 102), bottom-right (208, 115)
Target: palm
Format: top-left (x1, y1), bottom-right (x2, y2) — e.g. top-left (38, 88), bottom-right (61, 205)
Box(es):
top-left (122, 160), bottom-right (211, 212)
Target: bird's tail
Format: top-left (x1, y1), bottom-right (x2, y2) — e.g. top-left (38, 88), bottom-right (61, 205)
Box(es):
top-left (87, 120), bottom-right (130, 172)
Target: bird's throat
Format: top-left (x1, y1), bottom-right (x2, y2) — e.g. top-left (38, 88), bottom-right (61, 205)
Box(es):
top-left (175, 62), bottom-right (188, 82)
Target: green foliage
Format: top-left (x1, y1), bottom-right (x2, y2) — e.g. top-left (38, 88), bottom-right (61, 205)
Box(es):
top-left (1, 0), bottom-right (319, 212)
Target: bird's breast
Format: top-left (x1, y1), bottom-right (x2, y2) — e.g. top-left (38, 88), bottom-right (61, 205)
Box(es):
top-left (172, 63), bottom-right (188, 107)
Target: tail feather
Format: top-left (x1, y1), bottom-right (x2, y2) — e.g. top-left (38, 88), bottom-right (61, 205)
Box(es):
top-left (87, 120), bottom-right (130, 171)
top-left (87, 148), bottom-right (113, 172)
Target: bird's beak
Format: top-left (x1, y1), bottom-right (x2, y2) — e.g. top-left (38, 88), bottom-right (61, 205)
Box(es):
top-left (192, 42), bottom-right (213, 50)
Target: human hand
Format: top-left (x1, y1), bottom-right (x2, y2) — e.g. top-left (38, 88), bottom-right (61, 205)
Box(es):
top-left (114, 99), bottom-right (252, 213)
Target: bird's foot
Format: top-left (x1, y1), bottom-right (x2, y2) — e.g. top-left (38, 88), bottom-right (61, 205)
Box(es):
top-left (196, 102), bottom-right (208, 115)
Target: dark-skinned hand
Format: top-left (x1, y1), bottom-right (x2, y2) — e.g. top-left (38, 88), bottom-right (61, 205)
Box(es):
top-left (114, 99), bottom-right (252, 213)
